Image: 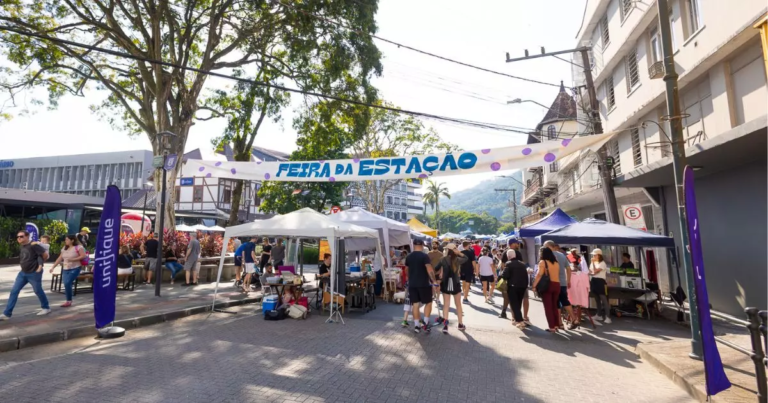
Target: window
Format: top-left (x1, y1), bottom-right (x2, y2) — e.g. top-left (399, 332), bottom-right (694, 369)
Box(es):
top-left (630, 128), bottom-right (643, 167)
top-left (649, 27), bottom-right (662, 63)
top-left (193, 186), bottom-right (204, 202)
top-left (600, 15), bottom-right (610, 49)
top-left (670, 16), bottom-right (678, 52)
top-left (605, 76), bottom-right (616, 110)
top-left (626, 48), bottom-right (640, 91)
top-left (641, 205), bottom-right (656, 233)
top-left (549, 161), bottom-right (559, 173)
top-left (620, 0), bottom-right (634, 21)
top-left (394, 197), bottom-right (400, 206)
top-left (547, 125), bottom-right (557, 140)
top-left (685, 0), bottom-right (702, 37)
top-left (386, 195), bottom-right (393, 205)
top-left (222, 185), bottom-right (232, 203)
top-left (386, 211), bottom-right (393, 219)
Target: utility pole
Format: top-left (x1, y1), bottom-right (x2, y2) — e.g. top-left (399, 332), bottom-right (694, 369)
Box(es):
top-left (505, 47), bottom-right (620, 224)
top-left (657, 0), bottom-right (702, 359)
top-left (494, 188), bottom-right (518, 228)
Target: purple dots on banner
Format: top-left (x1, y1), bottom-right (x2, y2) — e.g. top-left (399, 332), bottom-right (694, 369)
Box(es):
top-left (206, 173), bottom-right (212, 178)
top-left (544, 153), bottom-right (556, 163)
top-left (418, 174), bottom-right (428, 179)
top-left (329, 177), bottom-right (336, 182)
top-left (230, 168), bottom-right (237, 175)
top-left (481, 149), bottom-right (491, 154)
top-left (319, 160), bottom-right (325, 164)
top-left (490, 162), bottom-right (501, 171)
top-left (198, 166), bottom-right (205, 172)
top-left (264, 173), bottom-right (271, 180)
top-left (215, 162), bottom-right (222, 167)
top-left (256, 161), bottom-right (262, 165)
top-left (561, 139), bottom-right (572, 147)
top-left (353, 158), bottom-right (360, 163)
top-left (522, 148), bottom-right (532, 156)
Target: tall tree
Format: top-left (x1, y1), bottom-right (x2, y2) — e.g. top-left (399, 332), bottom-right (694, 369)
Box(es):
top-left (349, 102), bottom-right (456, 214)
top-left (422, 180), bottom-right (450, 233)
top-left (0, 0), bottom-right (381, 230)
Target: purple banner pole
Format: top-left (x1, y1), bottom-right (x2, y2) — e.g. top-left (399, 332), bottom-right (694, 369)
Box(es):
top-left (684, 166), bottom-right (731, 396)
top-left (93, 185), bottom-right (121, 329)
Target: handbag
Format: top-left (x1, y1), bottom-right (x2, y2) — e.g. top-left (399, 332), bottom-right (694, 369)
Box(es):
top-left (495, 278), bottom-right (506, 291)
top-left (535, 261), bottom-right (551, 295)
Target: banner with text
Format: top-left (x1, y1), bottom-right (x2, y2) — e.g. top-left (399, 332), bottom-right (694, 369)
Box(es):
top-left (684, 166), bottom-right (731, 396)
top-left (93, 185), bottom-right (122, 329)
top-left (183, 132), bottom-right (616, 182)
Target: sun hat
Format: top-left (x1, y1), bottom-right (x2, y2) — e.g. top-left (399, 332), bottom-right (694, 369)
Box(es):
top-left (81, 227), bottom-right (91, 233)
top-left (444, 243), bottom-right (458, 251)
top-left (590, 248), bottom-right (603, 256)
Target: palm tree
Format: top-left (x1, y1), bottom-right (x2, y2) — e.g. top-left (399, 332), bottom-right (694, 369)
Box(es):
top-left (422, 180), bottom-right (450, 233)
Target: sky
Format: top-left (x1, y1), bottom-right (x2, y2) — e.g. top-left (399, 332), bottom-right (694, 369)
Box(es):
top-left (0, 0), bottom-right (585, 194)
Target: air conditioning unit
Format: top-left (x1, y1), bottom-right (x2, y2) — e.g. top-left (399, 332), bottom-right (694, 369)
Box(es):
top-left (648, 61), bottom-right (664, 79)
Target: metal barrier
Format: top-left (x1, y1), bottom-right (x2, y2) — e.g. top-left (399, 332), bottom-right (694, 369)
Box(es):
top-left (745, 308), bottom-right (767, 403)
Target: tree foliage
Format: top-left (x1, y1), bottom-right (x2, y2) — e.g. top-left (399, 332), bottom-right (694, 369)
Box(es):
top-left (0, 0), bottom-right (381, 228)
top-left (424, 210), bottom-right (500, 235)
top-left (421, 180), bottom-right (450, 232)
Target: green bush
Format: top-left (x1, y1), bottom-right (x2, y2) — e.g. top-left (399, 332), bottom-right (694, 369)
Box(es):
top-left (302, 244), bottom-right (319, 265)
top-left (43, 220), bottom-right (68, 255)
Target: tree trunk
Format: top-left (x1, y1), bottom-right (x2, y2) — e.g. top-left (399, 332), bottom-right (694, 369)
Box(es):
top-left (228, 180), bottom-right (245, 225)
top-left (152, 125), bottom-right (189, 235)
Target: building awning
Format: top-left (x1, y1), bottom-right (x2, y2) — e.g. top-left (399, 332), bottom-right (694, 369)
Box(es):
top-left (84, 205), bottom-right (219, 219)
top-left (615, 116), bottom-right (767, 188)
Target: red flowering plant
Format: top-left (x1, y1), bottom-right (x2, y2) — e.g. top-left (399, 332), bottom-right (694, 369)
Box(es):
top-left (120, 232), bottom-right (146, 252)
top-left (162, 228), bottom-right (189, 257)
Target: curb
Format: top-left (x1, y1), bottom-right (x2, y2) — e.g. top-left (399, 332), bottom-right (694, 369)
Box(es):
top-left (1, 296), bottom-right (260, 353)
top-left (636, 343), bottom-right (708, 403)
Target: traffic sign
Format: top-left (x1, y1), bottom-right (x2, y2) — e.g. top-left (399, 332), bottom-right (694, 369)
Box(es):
top-left (330, 206), bottom-right (341, 214)
top-left (622, 204), bottom-right (647, 231)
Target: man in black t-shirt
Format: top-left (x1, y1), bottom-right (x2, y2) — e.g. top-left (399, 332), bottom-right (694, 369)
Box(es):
top-left (0, 230), bottom-right (51, 320)
top-left (459, 241), bottom-right (477, 304)
top-left (141, 233), bottom-right (159, 284)
top-left (318, 253), bottom-right (332, 285)
top-left (405, 239), bottom-right (436, 334)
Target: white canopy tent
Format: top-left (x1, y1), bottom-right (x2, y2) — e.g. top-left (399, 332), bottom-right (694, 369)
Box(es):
top-left (439, 232), bottom-right (462, 240)
top-left (175, 224), bottom-right (195, 232)
top-left (212, 208), bottom-right (381, 321)
top-left (207, 225), bottom-right (226, 232)
top-left (330, 207), bottom-right (411, 265)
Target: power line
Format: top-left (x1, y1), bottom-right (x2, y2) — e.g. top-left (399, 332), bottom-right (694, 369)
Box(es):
top-left (0, 24), bottom-right (543, 136)
top-left (277, 1), bottom-right (564, 88)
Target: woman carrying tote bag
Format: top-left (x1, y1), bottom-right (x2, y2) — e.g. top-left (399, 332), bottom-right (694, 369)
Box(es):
top-left (435, 243), bottom-right (468, 334)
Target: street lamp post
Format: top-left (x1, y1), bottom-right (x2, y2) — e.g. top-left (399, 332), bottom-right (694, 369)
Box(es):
top-left (154, 131), bottom-right (179, 297)
top-left (140, 181), bottom-right (153, 234)
top-left (506, 98), bottom-right (550, 110)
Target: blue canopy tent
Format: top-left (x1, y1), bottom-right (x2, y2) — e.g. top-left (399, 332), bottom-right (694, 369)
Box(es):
top-left (536, 218), bottom-right (675, 247)
top-left (519, 208), bottom-right (578, 265)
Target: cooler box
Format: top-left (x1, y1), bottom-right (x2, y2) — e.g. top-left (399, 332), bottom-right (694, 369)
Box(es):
top-left (349, 264), bottom-right (361, 273)
top-left (263, 295), bottom-right (279, 315)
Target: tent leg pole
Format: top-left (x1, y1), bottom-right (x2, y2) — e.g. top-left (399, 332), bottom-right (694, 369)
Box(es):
top-left (212, 238), bottom-right (237, 314)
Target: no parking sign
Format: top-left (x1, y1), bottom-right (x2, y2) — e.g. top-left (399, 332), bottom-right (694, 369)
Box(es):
top-left (622, 204), bottom-right (647, 231)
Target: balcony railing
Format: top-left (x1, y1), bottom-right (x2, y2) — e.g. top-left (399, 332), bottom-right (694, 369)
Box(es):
top-left (524, 177), bottom-right (542, 199)
top-left (521, 212), bottom-right (547, 226)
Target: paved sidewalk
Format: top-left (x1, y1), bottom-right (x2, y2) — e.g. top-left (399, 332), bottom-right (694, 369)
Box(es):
top-left (0, 265), bottom-right (263, 346)
top-left (0, 280), bottom-right (693, 403)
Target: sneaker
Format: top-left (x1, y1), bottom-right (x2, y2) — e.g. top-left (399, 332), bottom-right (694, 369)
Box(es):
top-left (37, 309), bottom-right (51, 316)
top-left (498, 313), bottom-right (508, 319)
top-left (60, 301), bottom-right (72, 308)
top-left (413, 325), bottom-right (420, 334)
top-left (595, 316), bottom-right (604, 321)
top-left (422, 323), bottom-right (431, 333)
top-left (603, 317), bottom-right (612, 324)
top-left (181, 283), bottom-right (191, 287)
top-left (0, 314), bottom-right (9, 321)
top-left (458, 323), bottom-right (466, 331)
top-left (463, 299), bottom-right (469, 304)
top-left (486, 299), bottom-right (493, 305)
top-left (442, 323), bottom-right (448, 334)
top-left (401, 320), bottom-right (409, 328)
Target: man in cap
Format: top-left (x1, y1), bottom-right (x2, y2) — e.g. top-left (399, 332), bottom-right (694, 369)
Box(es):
top-left (405, 239), bottom-right (437, 334)
top-left (77, 227), bottom-right (91, 249)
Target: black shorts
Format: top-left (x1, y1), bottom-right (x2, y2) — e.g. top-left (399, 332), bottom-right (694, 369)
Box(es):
top-left (558, 285), bottom-right (571, 308)
top-left (234, 256), bottom-right (242, 267)
top-left (408, 286), bottom-right (433, 305)
top-left (460, 268), bottom-right (474, 282)
top-left (480, 275), bottom-right (495, 283)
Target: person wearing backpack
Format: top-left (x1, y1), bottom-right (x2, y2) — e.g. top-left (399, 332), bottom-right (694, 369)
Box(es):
top-left (50, 235), bottom-right (87, 307)
top-left (532, 247), bottom-right (560, 333)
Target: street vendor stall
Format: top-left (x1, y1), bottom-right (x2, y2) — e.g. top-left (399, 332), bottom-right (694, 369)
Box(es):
top-left (538, 218), bottom-right (675, 319)
top-left (331, 207), bottom-right (411, 266)
top-left (518, 208), bottom-right (577, 265)
top-left (211, 208), bottom-right (381, 322)
top-left (407, 218), bottom-right (437, 238)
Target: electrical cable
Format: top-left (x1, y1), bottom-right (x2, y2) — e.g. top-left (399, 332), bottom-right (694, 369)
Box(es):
top-left (276, 1), bottom-right (564, 88)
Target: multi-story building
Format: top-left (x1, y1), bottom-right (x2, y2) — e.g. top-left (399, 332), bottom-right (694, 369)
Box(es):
top-left (522, 0), bottom-right (767, 316)
top-left (0, 150), bottom-right (154, 199)
top-left (346, 179), bottom-right (425, 223)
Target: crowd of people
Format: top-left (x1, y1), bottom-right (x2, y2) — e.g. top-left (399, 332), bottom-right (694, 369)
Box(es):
top-left (398, 236), bottom-right (616, 335)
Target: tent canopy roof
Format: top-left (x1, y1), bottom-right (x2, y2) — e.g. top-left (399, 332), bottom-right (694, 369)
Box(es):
top-left (224, 208), bottom-right (379, 240)
top-left (439, 232), bottom-right (462, 239)
top-left (332, 207), bottom-right (411, 232)
top-left (518, 208), bottom-right (577, 238)
top-left (537, 218), bottom-right (675, 247)
top-left (407, 218), bottom-right (437, 237)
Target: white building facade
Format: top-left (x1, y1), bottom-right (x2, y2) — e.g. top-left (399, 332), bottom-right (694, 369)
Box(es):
top-left (552, 0), bottom-right (767, 316)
